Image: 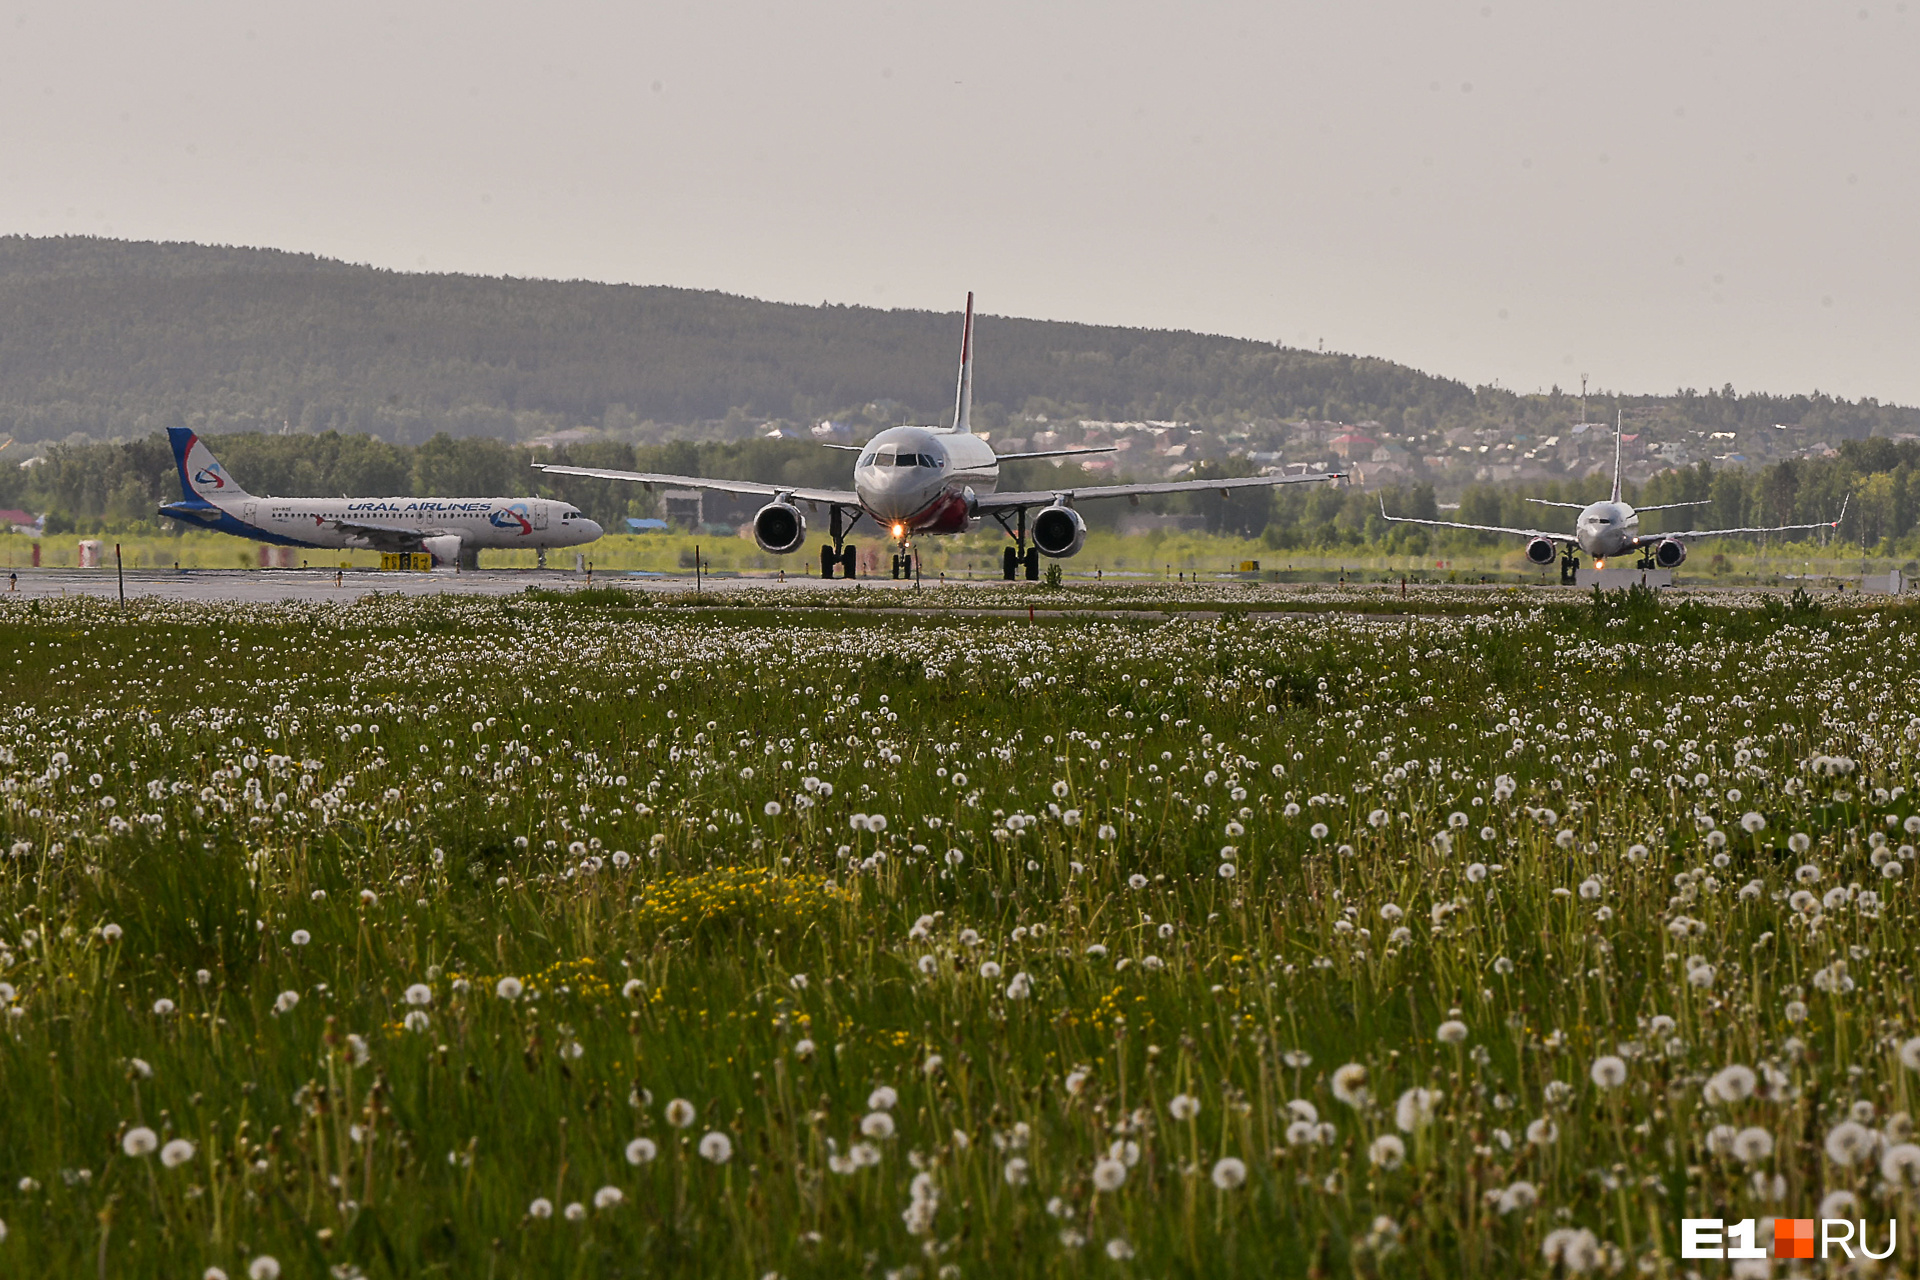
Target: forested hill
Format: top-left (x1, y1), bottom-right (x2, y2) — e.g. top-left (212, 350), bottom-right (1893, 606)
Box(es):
top-left (0, 236), bottom-right (1473, 446)
top-left (1, 235), bottom-right (1915, 449)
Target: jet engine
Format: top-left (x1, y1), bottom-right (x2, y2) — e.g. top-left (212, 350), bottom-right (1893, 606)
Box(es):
top-left (1652, 538), bottom-right (1687, 568)
top-left (751, 501), bottom-right (807, 555)
top-left (1032, 505), bottom-right (1087, 558)
top-left (421, 534), bottom-right (463, 567)
top-left (1525, 538), bottom-right (1557, 566)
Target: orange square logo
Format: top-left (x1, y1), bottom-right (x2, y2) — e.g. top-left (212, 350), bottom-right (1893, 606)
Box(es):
top-left (1774, 1219), bottom-right (1815, 1259)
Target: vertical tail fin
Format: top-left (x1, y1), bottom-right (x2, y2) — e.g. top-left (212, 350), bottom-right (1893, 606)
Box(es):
top-left (1610, 410), bottom-right (1623, 504)
top-left (167, 426), bottom-right (251, 506)
top-left (951, 292), bottom-right (974, 433)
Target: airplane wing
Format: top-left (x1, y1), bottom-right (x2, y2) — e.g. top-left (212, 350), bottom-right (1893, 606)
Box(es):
top-left (1632, 517), bottom-right (1839, 543)
top-left (974, 471), bottom-right (1345, 509)
top-left (531, 464), bottom-right (858, 507)
top-left (992, 447), bottom-right (1119, 462)
top-left (318, 519), bottom-right (445, 552)
top-left (1377, 498), bottom-right (1573, 543)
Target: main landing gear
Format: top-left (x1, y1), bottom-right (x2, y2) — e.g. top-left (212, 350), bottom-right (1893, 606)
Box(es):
top-left (1560, 547), bottom-right (1580, 586)
top-left (997, 506), bottom-right (1041, 580)
top-left (820, 506), bottom-right (861, 579)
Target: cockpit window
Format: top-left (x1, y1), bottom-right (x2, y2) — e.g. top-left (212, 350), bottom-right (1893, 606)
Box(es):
top-left (859, 452), bottom-right (876, 467)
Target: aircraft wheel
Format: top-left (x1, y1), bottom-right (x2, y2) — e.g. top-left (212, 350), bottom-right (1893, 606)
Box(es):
top-left (1002, 546), bottom-right (1018, 580)
top-left (821, 544), bottom-right (837, 579)
top-left (842, 545), bottom-right (857, 579)
top-left (1025, 547), bottom-right (1041, 581)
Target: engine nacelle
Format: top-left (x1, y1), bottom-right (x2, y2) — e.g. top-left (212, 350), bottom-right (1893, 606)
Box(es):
top-left (420, 534), bottom-right (463, 568)
top-left (1032, 505), bottom-right (1087, 558)
top-left (1525, 537), bottom-right (1557, 566)
top-left (1652, 538), bottom-right (1687, 568)
top-left (751, 501), bottom-right (807, 555)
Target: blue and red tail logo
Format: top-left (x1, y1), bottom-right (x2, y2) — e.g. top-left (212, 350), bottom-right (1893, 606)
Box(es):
top-left (194, 466), bottom-right (227, 490)
top-left (489, 504), bottom-right (532, 536)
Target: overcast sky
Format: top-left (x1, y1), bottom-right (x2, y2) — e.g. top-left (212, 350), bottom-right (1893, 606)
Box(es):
top-left (3, 1), bottom-right (1916, 403)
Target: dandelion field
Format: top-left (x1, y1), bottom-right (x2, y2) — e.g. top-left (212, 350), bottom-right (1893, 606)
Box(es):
top-left (3, 587), bottom-right (1920, 1277)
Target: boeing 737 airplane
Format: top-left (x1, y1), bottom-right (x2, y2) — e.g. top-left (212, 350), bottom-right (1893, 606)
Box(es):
top-left (533, 294), bottom-right (1348, 579)
top-left (1379, 415), bottom-right (1841, 579)
top-left (158, 428), bottom-right (603, 567)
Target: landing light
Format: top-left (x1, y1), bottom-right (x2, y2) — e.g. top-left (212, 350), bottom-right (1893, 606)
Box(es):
top-left (1594, 558), bottom-right (1606, 570)
top-left (892, 523), bottom-right (904, 538)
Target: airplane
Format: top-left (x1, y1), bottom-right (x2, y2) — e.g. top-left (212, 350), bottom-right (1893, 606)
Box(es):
top-left (532, 294), bottom-right (1349, 580)
top-left (1378, 414), bottom-right (1842, 580)
top-left (157, 427), bottom-right (604, 567)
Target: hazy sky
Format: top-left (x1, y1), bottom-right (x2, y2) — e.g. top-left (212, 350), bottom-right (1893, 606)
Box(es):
top-left (4, 1), bottom-right (1917, 403)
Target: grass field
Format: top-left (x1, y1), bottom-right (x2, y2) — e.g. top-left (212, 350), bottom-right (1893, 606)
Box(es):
top-left (1, 585), bottom-right (1918, 1276)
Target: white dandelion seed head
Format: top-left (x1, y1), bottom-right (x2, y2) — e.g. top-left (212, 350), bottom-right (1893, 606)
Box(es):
top-left (1332, 1063), bottom-right (1369, 1108)
top-left (1211, 1156), bottom-right (1249, 1189)
top-left (1733, 1127), bottom-right (1775, 1164)
top-left (698, 1131), bottom-right (733, 1163)
top-left (1368, 1134), bottom-right (1406, 1170)
top-left (665, 1098), bottom-right (697, 1128)
top-left (1707, 1065), bottom-right (1757, 1104)
top-left (1824, 1120), bottom-right (1876, 1167)
top-left (625, 1137), bottom-right (657, 1164)
top-left (1395, 1087), bottom-right (1438, 1132)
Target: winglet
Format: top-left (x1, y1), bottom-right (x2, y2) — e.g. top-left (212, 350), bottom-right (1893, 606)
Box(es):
top-left (951, 292), bottom-right (974, 434)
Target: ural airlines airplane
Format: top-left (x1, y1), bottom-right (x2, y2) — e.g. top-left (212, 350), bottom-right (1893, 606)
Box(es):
top-left (534, 294), bottom-right (1348, 579)
top-left (1380, 415), bottom-right (1841, 576)
top-left (158, 428), bottom-right (603, 567)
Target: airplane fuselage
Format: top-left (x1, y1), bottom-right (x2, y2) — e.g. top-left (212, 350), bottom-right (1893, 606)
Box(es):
top-left (160, 495), bottom-right (603, 551)
top-left (1574, 500), bottom-right (1641, 559)
top-left (853, 426), bottom-right (1001, 536)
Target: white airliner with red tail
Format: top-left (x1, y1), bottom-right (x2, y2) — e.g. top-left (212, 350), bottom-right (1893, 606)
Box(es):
top-left (534, 294), bottom-right (1348, 579)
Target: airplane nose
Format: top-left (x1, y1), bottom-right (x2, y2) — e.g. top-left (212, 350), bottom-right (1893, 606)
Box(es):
top-left (583, 520), bottom-right (603, 540)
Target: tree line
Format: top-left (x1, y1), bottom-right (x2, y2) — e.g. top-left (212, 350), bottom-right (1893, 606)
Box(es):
top-left (2, 236), bottom-right (1915, 452)
top-left (3, 430), bottom-right (1906, 557)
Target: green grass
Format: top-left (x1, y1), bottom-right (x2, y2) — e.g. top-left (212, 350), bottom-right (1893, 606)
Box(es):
top-left (0, 588), bottom-right (1916, 1276)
